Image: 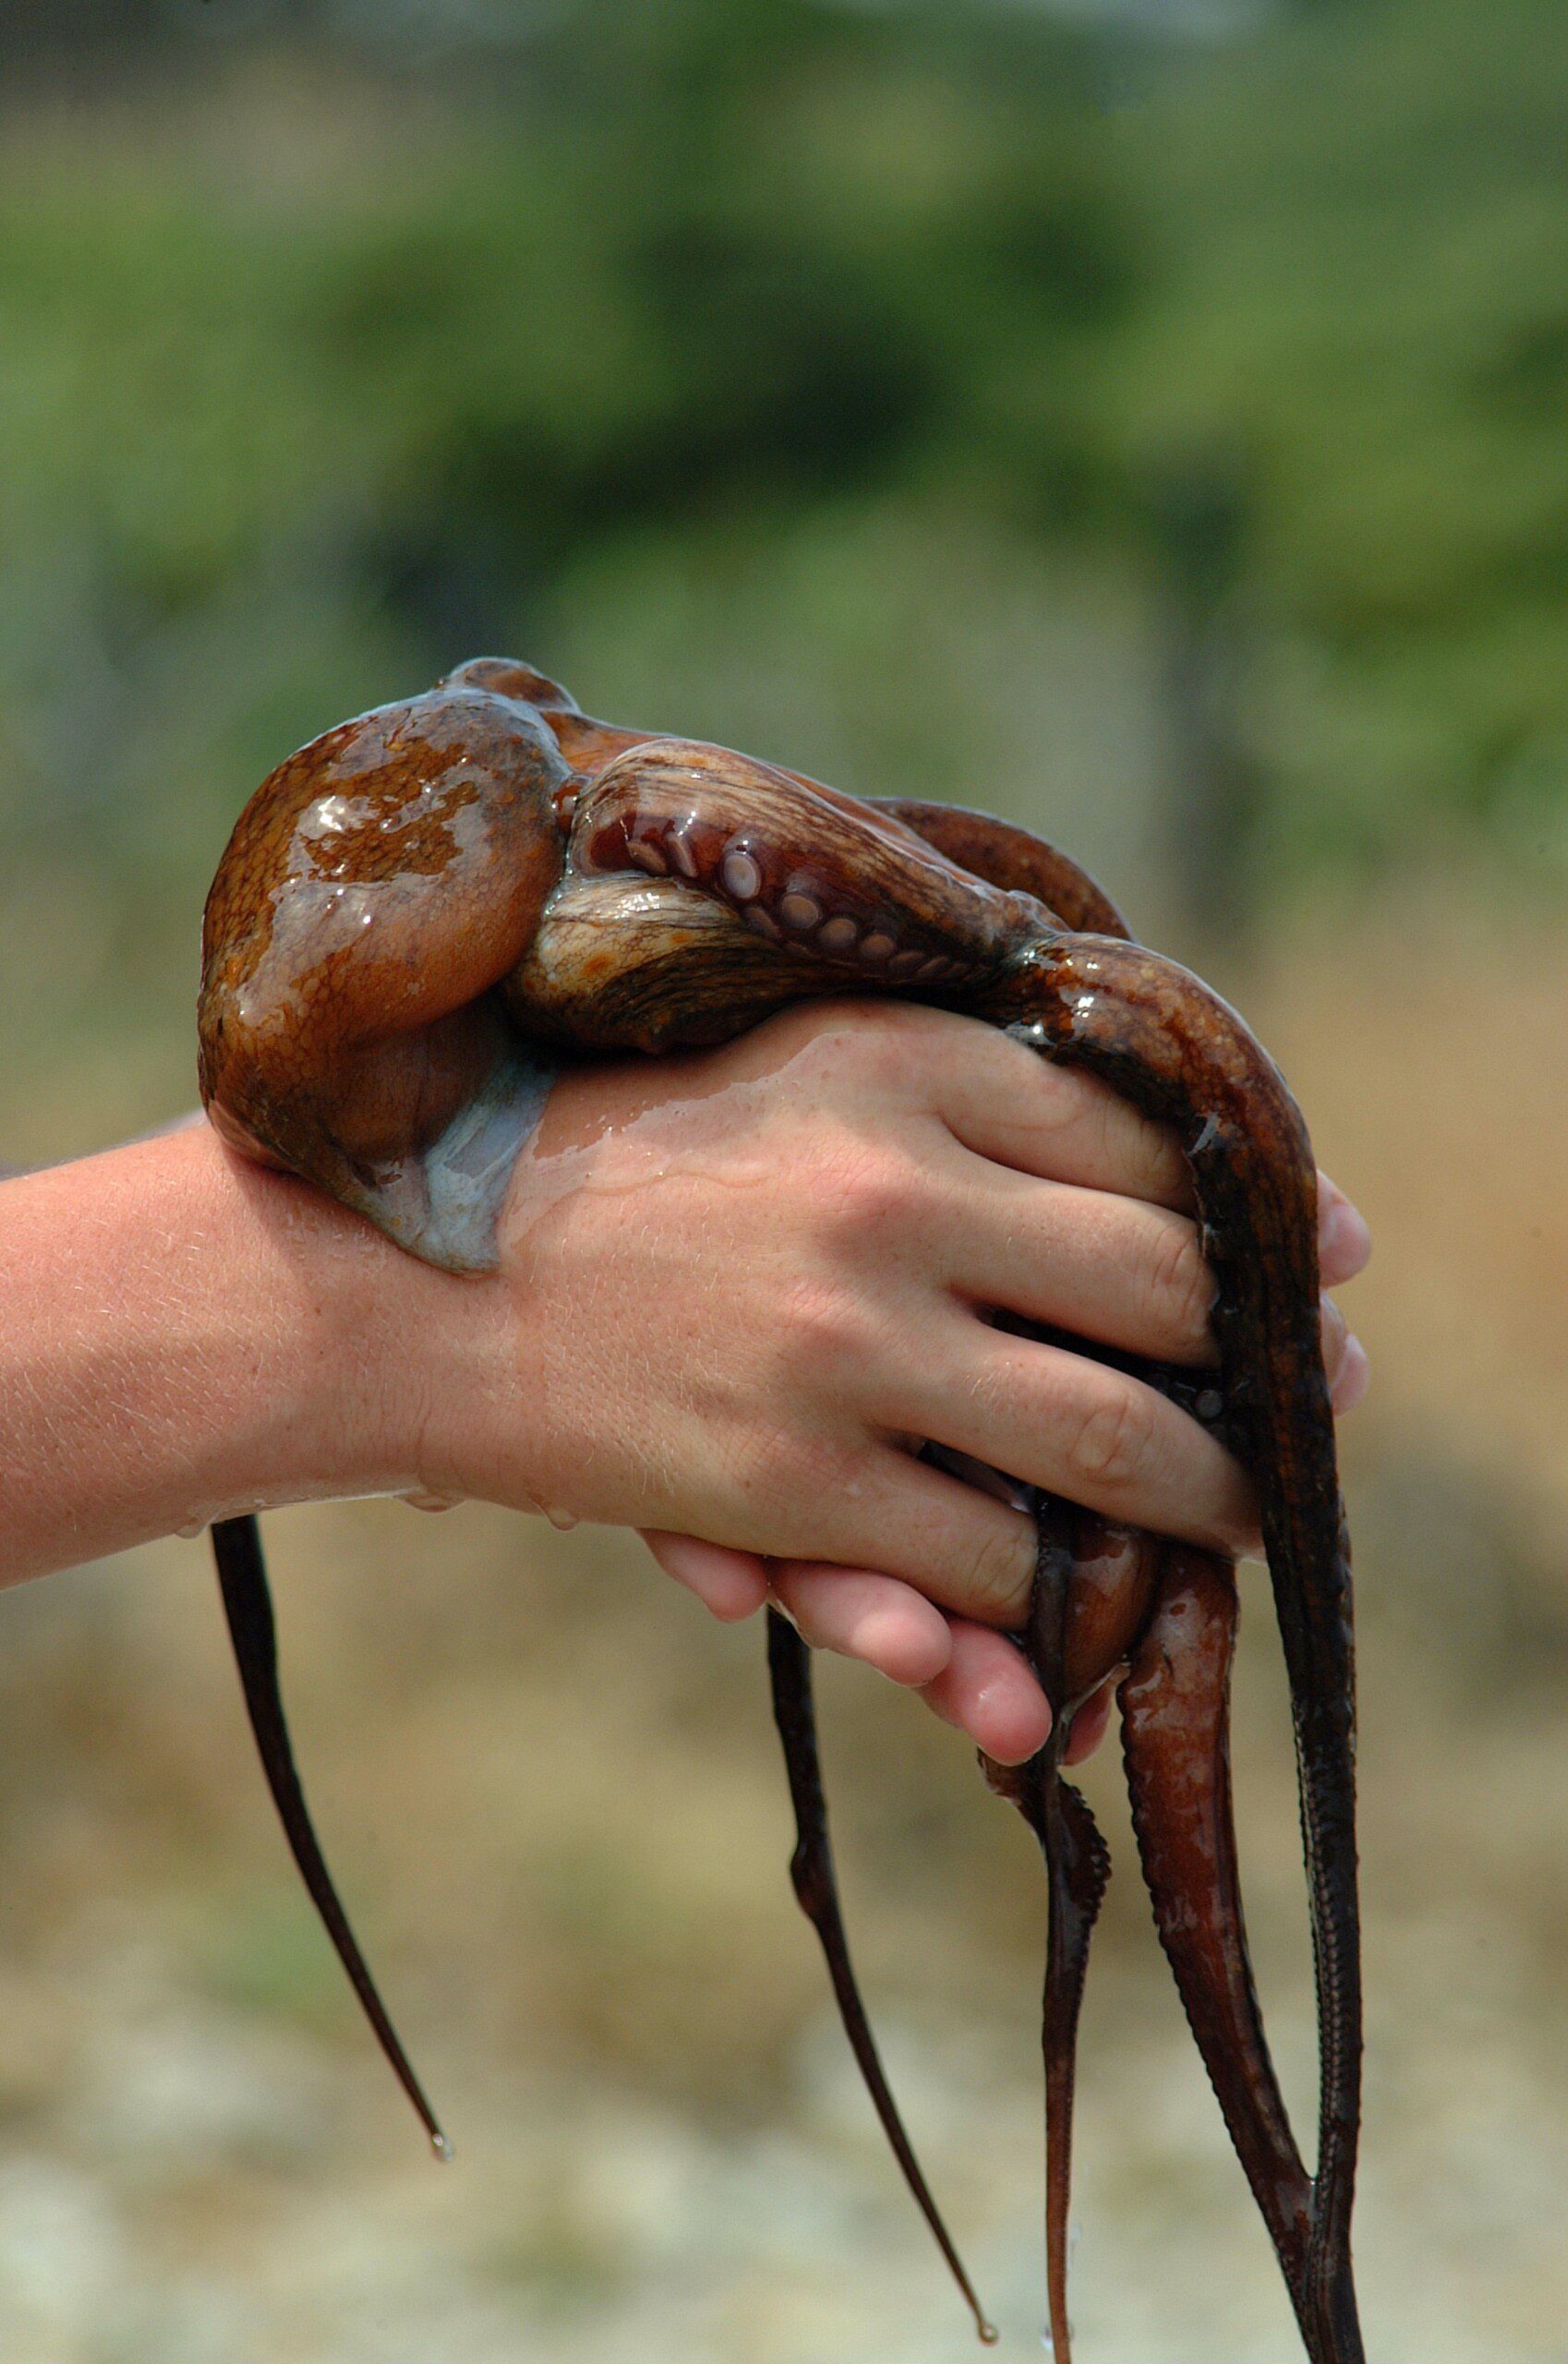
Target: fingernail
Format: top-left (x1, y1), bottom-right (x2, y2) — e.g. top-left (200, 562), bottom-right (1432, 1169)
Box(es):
top-left (1331, 1334), bottom-right (1370, 1414)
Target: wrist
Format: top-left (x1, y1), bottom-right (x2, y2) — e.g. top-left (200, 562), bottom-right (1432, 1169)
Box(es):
top-left (199, 1131), bottom-right (445, 1515)
top-left (204, 1129), bottom-right (563, 1526)
top-left (0, 1117), bottom-right (549, 1584)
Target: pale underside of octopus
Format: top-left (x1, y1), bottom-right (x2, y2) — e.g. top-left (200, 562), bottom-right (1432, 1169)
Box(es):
top-left (196, 657), bottom-right (1365, 2362)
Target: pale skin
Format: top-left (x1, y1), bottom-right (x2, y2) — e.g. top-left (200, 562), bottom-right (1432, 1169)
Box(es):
top-left (0, 1000), bottom-right (1369, 1764)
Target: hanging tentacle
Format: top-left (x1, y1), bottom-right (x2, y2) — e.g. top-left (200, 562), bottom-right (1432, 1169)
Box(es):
top-left (211, 1514), bottom-right (450, 2157)
top-left (1120, 1547), bottom-right (1316, 2325)
top-left (986, 935), bottom-right (1362, 2362)
top-left (981, 1497), bottom-right (1114, 2364)
top-left (766, 1607), bottom-right (996, 2344)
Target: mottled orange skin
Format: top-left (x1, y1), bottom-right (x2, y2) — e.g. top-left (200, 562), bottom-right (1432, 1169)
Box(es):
top-left (199, 658), bottom-right (1363, 2363)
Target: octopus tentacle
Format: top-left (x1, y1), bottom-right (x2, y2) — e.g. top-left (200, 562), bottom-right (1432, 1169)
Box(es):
top-left (1039, 1774), bottom-right (1111, 2362)
top-left (868, 800), bottom-right (1131, 942)
top-left (211, 1514), bottom-right (449, 2157)
top-left (560, 765), bottom-right (1358, 2351)
top-left (571, 738), bottom-right (1043, 990)
top-left (983, 1498), bottom-right (1116, 2364)
top-left (1119, 1548), bottom-right (1314, 2320)
top-left (195, 661), bottom-right (1363, 2357)
top-left (766, 1609), bottom-right (995, 2344)
top-left (991, 935), bottom-right (1362, 2360)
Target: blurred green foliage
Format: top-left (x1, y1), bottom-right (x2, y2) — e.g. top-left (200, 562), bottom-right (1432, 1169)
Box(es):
top-left (1116, 0), bottom-right (1568, 871)
top-left (2, 0), bottom-right (1567, 1054)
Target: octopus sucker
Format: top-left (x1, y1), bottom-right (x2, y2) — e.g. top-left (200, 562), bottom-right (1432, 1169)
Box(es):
top-left (196, 658), bottom-right (1365, 2359)
top-left (719, 843), bottom-right (764, 902)
top-left (779, 886), bottom-right (822, 932)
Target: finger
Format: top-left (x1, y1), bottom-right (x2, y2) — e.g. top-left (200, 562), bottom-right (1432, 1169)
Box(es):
top-left (1321, 1294), bottom-right (1349, 1387)
top-left (1063, 1678), bottom-right (1116, 1767)
top-left (917, 1015), bottom-right (1192, 1211)
top-left (919, 1620), bottom-right (1053, 1764)
top-left (944, 1165), bottom-right (1220, 1367)
top-left (773, 1445), bottom-right (1038, 1626)
top-left (893, 1324), bottom-right (1260, 1560)
top-left (1318, 1297), bottom-right (1371, 1416)
top-left (1331, 1334), bottom-right (1370, 1416)
top-left (766, 1564), bottom-right (953, 1688)
top-left (1318, 1173), bottom-right (1372, 1286)
top-left (642, 1530), bottom-right (768, 1622)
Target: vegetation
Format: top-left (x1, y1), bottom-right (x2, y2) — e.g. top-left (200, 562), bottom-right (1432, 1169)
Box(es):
top-left (3, 0), bottom-right (1567, 1064)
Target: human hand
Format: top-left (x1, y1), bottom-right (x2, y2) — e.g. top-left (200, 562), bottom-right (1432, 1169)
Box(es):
top-left (669, 1169), bottom-right (1372, 1767)
top-left (422, 1000), bottom-right (1369, 1762)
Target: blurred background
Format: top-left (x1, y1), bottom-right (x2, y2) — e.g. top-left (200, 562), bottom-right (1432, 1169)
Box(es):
top-left (2, 0), bottom-right (1567, 2356)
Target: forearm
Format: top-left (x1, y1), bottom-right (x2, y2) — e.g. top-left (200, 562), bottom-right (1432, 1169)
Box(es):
top-left (0, 1122), bottom-right (446, 1583)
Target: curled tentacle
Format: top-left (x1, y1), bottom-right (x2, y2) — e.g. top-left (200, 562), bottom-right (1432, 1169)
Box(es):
top-left (869, 799), bottom-right (1131, 941)
top-left (571, 737), bottom-right (1043, 985)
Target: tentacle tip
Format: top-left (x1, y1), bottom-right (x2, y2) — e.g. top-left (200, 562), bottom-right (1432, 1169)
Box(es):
top-left (977, 2319), bottom-right (1000, 2346)
top-left (430, 2129), bottom-right (455, 2163)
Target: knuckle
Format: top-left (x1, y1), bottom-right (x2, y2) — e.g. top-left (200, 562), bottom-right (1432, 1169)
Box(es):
top-left (822, 1142), bottom-right (923, 1240)
top-left (961, 1519), bottom-right (1033, 1625)
top-left (1129, 1117), bottom-right (1186, 1203)
top-left (1031, 1070), bottom-right (1181, 1201)
top-left (1065, 1377), bottom-right (1157, 1494)
top-left (746, 1422), bottom-right (854, 1529)
top-left (779, 1277), bottom-right (866, 1378)
top-left (1151, 1219), bottom-right (1215, 1345)
top-left (1017, 1063), bottom-right (1101, 1159)
top-left (796, 1004), bottom-right (919, 1092)
top-left (1081, 1079), bottom-right (1182, 1200)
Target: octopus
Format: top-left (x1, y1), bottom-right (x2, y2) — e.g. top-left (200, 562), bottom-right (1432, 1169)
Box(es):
top-left (197, 657), bottom-right (1364, 2361)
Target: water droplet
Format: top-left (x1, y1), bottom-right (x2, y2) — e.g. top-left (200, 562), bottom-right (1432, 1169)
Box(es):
top-left (431, 2130), bottom-right (455, 2163)
top-left (544, 1503), bottom-right (579, 1532)
top-left (175, 1516), bottom-right (206, 1541)
top-left (402, 1488), bottom-right (464, 1514)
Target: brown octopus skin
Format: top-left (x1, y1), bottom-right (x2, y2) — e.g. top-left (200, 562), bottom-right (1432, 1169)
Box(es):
top-left (915, 817), bottom-right (1360, 2361)
top-left (196, 659), bottom-right (1363, 2360)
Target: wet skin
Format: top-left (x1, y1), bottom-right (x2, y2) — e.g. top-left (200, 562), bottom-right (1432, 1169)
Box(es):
top-left (198, 657), bottom-right (1364, 2361)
